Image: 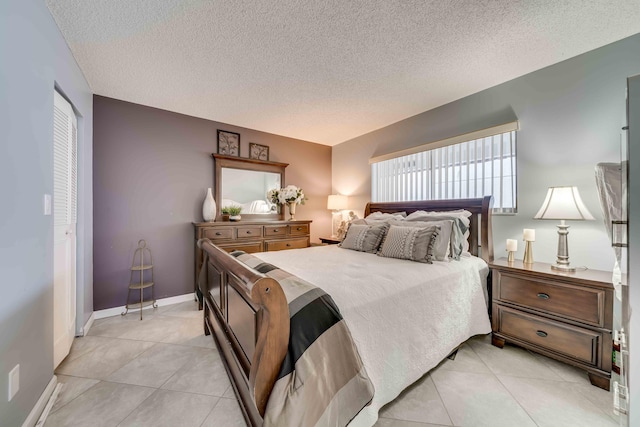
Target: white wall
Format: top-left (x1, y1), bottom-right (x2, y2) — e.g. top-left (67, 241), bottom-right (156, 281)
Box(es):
top-left (333, 33), bottom-right (640, 272)
top-left (0, 1), bottom-right (93, 424)
top-left (627, 73), bottom-right (640, 426)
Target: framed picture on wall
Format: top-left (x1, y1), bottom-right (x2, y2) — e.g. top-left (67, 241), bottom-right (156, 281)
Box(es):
top-left (217, 130), bottom-right (240, 156)
top-left (249, 143), bottom-right (269, 161)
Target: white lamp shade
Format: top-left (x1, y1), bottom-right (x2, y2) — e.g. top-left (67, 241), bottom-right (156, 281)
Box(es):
top-left (534, 186), bottom-right (594, 220)
top-left (327, 194), bottom-right (348, 210)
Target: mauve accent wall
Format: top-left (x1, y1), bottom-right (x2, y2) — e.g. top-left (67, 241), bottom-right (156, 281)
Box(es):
top-left (93, 96), bottom-right (331, 310)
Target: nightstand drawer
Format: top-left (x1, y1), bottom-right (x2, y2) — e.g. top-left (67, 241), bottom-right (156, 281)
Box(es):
top-left (289, 224), bottom-right (309, 236)
top-left (203, 228), bottom-right (234, 240)
top-left (265, 238), bottom-right (309, 251)
top-left (497, 306), bottom-right (600, 365)
top-left (499, 273), bottom-right (604, 326)
top-left (236, 226), bottom-right (262, 239)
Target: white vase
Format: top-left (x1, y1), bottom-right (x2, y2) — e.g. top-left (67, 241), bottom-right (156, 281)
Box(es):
top-left (287, 201), bottom-right (296, 220)
top-left (202, 188), bottom-right (216, 222)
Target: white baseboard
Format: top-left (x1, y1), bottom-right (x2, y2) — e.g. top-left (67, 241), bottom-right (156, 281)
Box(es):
top-left (80, 312), bottom-right (95, 336)
top-left (94, 292), bottom-right (196, 320)
top-left (22, 375), bottom-right (57, 427)
top-left (35, 381), bottom-right (63, 427)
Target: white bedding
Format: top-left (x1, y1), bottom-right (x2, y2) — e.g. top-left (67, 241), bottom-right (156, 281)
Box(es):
top-left (254, 245), bottom-right (492, 427)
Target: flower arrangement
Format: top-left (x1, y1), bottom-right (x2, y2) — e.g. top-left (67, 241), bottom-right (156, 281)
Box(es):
top-left (278, 185), bottom-right (306, 205)
top-left (267, 185), bottom-right (307, 205)
top-left (267, 188), bottom-right (280, 205)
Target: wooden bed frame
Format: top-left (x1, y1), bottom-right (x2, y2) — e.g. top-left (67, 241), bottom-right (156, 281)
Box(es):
top-left (198, 196), bottom-right (494, 426)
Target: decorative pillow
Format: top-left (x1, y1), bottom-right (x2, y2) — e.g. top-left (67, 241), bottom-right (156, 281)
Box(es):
top-left (389, 219), bottom-right (453, 261)
top-left (405, 215), bottom-right (469, 260)
top-left (377, 224), bottom-right (440, 263)
top-left (339, 222), bottom-right (389, 253)
top-left (405, 208), bottom-right (470, 218)
top-left (405, 210), bottom-right (471, 253)
top-left (399, 217), bottom-right (467, 260)
top-left (364, 211), bottom-right (407, 222)
top-left (350, 218), bottom-right (369, 225)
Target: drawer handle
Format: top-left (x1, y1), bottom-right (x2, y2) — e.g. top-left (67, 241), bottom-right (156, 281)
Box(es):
top-left (537, 293), bottom-right (550, 300)
top-left (286, 243), bottom-right (291, 247)
top-left (274, 229), bottom-right (279, 232)
top-left (296, 227), bottom-right (303, 231)
top-left (215, 232), bottom-right (222, 236)
top-left (536, 330), bottom-right (548, 338)
top-left (246, 231), bottom-right (252, 234)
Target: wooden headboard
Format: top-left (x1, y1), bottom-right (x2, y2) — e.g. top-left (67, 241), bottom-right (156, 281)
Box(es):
top-left (364, 196), bottom-right (494, 264)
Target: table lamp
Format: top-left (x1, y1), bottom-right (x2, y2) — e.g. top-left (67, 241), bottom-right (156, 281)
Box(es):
top-left (327, 194), bottom-right (348, 237)
top-left (534, 186), bottom-right (594, 271)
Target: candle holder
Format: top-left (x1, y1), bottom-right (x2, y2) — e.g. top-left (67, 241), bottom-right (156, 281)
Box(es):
top-left (523, 240), bottom-right (534, 264)
top-left (505, 239), bottom-right (518, 263)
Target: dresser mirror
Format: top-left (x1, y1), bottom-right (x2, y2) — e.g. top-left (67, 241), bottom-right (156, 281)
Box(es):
top-left (213, 154), bottom-right (288, 221)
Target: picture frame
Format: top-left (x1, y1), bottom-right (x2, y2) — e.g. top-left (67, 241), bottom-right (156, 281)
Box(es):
top-left (249, 143), bottom-right (269, 161)
top-left (217, 130), bottom-right (240, 157)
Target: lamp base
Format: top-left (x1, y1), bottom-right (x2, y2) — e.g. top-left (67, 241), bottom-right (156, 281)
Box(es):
top-left (552, 221), bottom-right (575, 272)
top-left (551, 263), bottom-right (576, 272)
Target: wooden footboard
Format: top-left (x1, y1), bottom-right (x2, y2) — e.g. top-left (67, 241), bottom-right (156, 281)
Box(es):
top-left (197, 239), bottom-right (289, 425)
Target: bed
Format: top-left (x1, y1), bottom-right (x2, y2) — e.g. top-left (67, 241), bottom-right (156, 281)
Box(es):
top-left (198, 196), bottom-right (494, 426)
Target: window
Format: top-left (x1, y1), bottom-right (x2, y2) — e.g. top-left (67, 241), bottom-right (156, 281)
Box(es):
top-left (370, 123), bottom-right (517, 213)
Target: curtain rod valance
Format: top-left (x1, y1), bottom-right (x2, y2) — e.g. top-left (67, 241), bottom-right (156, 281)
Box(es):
top-left (369, 121), bottom-right (520, 165)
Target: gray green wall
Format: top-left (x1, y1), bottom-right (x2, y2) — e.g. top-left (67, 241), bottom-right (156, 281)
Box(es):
top-left (0, 1), bottom-right (93, 425)
top-left (333, 33), bottom-right (640, 271)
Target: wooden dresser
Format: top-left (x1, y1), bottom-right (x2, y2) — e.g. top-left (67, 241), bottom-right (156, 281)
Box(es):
top-left (490, 258), bottom-right (614, 390)
top-left (193, 220), bottom-right (311, 302)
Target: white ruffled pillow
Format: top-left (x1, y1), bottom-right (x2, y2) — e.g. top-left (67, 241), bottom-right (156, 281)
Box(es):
top-left (364, 211), bottom-right (407, 222)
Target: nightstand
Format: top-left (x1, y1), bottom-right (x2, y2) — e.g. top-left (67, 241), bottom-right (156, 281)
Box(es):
top-left (319, 237), bottom-right (341, 245)
top-left (490, 258), bottom-right (614, 390)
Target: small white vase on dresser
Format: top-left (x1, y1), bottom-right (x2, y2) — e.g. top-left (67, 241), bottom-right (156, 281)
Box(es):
top-left (202, 188), bottom-right (216, 222)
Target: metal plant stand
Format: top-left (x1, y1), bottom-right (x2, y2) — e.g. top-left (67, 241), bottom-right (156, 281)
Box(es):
top-left (122, 239), bottom-right (157, 320)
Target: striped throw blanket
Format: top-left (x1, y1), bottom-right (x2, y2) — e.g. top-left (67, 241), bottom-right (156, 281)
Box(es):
top-left (231, 251), bottom-right (374, 427)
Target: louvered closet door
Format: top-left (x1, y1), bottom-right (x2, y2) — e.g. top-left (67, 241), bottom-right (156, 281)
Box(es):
top-left (53, 90), bottom-right (77, 369)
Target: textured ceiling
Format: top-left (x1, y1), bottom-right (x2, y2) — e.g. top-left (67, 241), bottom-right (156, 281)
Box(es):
top-left (46, 1), bottom-right (640, 146)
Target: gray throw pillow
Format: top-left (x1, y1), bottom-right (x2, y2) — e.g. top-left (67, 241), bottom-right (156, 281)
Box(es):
top-left (377, 224), bottom-right (440, 263)
top-left (339, 222), bottom-right (389, 253)
top-left (405, 211), bottom-right (471, 255)
top-left (389, 219), bottom-right (453, 261)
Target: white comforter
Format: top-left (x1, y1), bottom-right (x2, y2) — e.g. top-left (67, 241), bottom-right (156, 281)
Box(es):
top-left (254, 245), bottom-right (492, 427)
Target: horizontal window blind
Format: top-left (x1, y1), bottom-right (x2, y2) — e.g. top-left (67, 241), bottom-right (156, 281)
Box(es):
top-left (371, 129), bottom-right (517, 213)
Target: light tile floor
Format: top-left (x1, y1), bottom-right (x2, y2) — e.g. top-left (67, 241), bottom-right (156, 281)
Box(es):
top-left (47, 301), bottom-right (618, 427)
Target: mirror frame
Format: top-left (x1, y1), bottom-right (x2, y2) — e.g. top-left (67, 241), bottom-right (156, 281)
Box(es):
top-left (212, 154), bottom-right (288, 221)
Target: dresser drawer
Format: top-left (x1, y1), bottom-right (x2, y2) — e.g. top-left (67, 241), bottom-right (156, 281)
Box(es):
top-left (498, 273), bottom-right (604, 326)
top-left (236, 226), bottom-right (262, 239)
top-left (265, 238), bottom-right (309, 251)
top-left (496, 306), bottom-right (600, 365)
top-left (203, 227), bottom-right (234, 240)
top-left (216, 241), bottom-right (263, 253)
top-left (264, 226), bottom-right (287, 237)
top-left (289, 224), bottom-right (309, 236)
